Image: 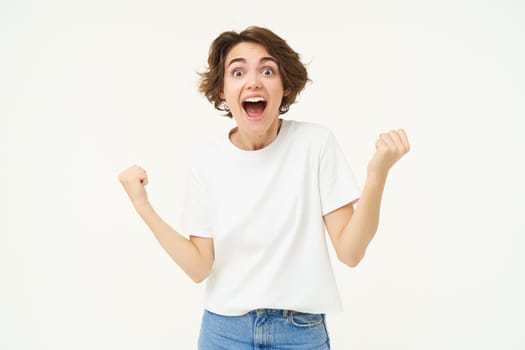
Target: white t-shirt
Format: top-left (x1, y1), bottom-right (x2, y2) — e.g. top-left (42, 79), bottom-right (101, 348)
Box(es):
top-left (181, 118), bottom-right (361, 316)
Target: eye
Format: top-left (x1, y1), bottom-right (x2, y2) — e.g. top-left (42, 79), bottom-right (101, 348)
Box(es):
top-left (232, 69), bottom-right (243, 77)
top-left (262, 68), bottom-right (273, 76)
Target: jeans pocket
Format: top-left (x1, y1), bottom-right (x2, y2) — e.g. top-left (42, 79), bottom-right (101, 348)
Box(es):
top-left (288, 311), bottom-right (325, 328)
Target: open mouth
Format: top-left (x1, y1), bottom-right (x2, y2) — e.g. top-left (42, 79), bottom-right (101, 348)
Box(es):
top-left (242, 97), bottom-right (267, 119)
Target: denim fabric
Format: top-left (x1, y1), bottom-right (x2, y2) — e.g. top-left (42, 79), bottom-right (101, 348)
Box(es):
top-left (198, 308), bottom-right (330, 349)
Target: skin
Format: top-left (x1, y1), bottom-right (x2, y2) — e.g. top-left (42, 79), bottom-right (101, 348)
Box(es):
top-left (323, 129), bottom-right (410, 266)
top-left (220, 42), bottom-right (289, 151)
top-left (117, 42), bottom-right (410, 283)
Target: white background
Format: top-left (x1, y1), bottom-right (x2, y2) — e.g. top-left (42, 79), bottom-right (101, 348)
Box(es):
top-left (2, 0), bottom-right (524, 349)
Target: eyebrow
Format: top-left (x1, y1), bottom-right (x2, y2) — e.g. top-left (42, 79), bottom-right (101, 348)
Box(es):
top-left (227, 56), bottom-right (278, 68)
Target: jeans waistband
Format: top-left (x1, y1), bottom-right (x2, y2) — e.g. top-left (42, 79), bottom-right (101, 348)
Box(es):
top-left (253, 308), bottom-right (291, 317)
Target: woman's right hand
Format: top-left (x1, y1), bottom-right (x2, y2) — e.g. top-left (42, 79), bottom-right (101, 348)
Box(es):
top-left (117, 165), bottom-right (149, 206)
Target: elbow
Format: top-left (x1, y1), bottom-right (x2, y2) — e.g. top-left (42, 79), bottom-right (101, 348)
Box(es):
top-left (338, 251), bottom-right (364, 268)
top-left (190, 272), bottom-right (209, 284)
top-left (189, 266), bottom-right (212, 284)
top-left (191, 275), bottom-right (207, 284)
top-left (345, 257), bottom-right (362, 268)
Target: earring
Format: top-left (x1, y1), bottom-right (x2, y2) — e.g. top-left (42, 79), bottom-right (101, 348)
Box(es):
top-left (221, 101), bottom-right (230, 112)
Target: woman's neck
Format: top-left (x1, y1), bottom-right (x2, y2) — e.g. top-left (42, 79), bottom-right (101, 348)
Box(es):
top-left (229, 118), bottom-right (282, 151)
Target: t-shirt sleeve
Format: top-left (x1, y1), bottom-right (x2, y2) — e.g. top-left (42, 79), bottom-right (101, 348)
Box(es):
top-left (319, 130), bottom-right (361, 216)
top-left (180, 166), bottom-right (213, 238)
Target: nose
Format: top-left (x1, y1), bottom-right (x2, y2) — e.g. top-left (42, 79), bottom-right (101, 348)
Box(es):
top-left (246, 72), bottom-right (262, 89)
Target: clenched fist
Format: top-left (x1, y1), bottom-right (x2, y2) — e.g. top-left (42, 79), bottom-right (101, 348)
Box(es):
top-left (367, 129), bottom-right (410, 179)
top-left (117, 165), bottom-right (149, 206)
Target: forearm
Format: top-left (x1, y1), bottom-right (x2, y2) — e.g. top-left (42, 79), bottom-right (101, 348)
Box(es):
top-left (338, 174), bottom-right (387, 266)
top-left (133, 201), bottom-right (211, 282)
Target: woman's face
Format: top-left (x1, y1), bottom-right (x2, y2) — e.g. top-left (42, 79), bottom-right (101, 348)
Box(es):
top-left (220, 42), bottom-right (287, 138)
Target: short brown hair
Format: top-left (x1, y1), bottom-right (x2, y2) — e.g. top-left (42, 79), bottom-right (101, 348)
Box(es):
top-left (198, 26), bottom-right (310, 118)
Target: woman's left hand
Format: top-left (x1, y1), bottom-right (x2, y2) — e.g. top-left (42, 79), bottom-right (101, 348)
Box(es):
top-left (367, 128), bottom-right (410, 180)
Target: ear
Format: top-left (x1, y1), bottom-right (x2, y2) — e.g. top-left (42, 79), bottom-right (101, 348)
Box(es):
top-left (283, 89), bottom-right (291, 97)
top-left (219, 91), bottom-right (225, 99)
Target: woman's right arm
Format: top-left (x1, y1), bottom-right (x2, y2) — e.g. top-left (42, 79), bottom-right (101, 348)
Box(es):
top-left (118, 165), bottom-right (214, 283)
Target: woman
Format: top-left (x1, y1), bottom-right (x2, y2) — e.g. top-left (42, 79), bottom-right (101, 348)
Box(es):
top-left (118, 26), bottom-right (410, 349)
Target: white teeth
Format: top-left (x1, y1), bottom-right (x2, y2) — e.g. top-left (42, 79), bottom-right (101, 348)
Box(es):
top-left (244, 97), bottom-right (266, 103)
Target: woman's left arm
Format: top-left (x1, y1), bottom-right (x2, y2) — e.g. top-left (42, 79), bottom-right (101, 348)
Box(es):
top-left (323, 129), bottom-right (410, 267)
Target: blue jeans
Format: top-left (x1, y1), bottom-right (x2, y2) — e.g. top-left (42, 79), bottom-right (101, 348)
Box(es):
top-left (198, 308), bottom-right (330, 349)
